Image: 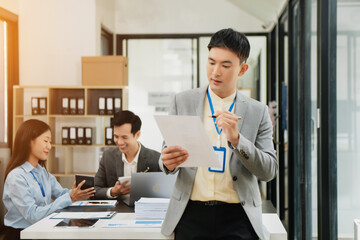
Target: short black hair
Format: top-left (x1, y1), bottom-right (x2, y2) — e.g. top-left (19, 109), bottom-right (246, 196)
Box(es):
top-left (112, 110), bottom-right (141, 135)
top-left (207, 28), bottom-right (250, 63)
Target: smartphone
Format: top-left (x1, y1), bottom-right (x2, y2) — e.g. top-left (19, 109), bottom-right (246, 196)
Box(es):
top-left (75, 174), bottom-right (94, 190)
top-left (54, 218), bottom-right (98, 228)
top-left (118, 176), bottom-right (131, 187)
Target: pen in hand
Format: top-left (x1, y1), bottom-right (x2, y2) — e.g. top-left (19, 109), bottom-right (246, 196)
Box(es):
top-left (209, 115), bottom-right (242, 120)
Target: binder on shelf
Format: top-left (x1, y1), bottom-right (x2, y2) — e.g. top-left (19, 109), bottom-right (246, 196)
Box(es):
top-left (106, 97), bottom-right (113, 115)
top-left (85, 127), bottom-right (93, 145)
top-left (39, 97), bottom-right (47, 114)
top-left (14, 86), bottom-right (127, 181)
top-left (77, 127), bottom-right (85, 145)
top-left (110, 117), bottom-right (114, 128)
top-left (98, 97), bottom-right (106, 115)
top-left (62, 97), bottom-right (69, 114)
top-left (69, 98), bottom-right (77, 115)
top-left (105, 127), bottom-right (114, 145)
top-left (114, 97), bottom-right (121, 113)
top-left (77, 98), bottom-right (84, 115)
top-left (31, 97), bottom-right (39, 115)
top-left (62, 127), bottom-right (69, 145)
top-left (69, 127), bottom-right (77, 145)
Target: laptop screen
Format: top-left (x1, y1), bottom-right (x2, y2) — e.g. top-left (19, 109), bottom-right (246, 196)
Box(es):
top-left (123, 172), bottom-right (177, 206)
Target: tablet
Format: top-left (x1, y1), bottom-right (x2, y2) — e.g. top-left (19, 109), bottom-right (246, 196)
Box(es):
top-left (54, 218), bottom-right (98, 228)
top-left (75, 174), bottom-right (94, 190)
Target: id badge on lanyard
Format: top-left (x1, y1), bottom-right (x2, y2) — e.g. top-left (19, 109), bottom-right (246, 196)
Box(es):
top-left (209, 146), bottom-right (226, 173)
top-left (207, 89), bottom-right (235, 173)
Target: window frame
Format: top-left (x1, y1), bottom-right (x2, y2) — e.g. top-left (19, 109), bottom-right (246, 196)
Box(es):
top-left (101, 25), bottom-right (114, 55)
top-left (0, 7), bottom-right (19, 148)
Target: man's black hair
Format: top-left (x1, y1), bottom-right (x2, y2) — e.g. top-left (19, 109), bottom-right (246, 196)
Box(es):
top-left (207, 28), bottom-right (250, 63)
top-left (112, 110), bottom-right (141, 135)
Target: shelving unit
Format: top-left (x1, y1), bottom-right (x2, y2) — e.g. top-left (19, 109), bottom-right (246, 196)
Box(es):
top-left (13, 85), bottom-right (128, 177)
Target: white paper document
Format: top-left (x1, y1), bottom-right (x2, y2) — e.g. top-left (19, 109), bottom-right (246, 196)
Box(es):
top-left (135, 198), bottom-right (170, 220)
top-left (71, 200), bottom-right (117, 207)
top-left (51, 211), bottom-right (116, 219)
top-left (154, 115), bottom-right (220, 168)
top-left (102, 219), bottom-right (163, 228)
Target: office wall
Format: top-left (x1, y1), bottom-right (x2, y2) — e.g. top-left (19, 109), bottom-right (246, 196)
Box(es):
top-left (16, 0), bottom-right (268, 86)
top-left (114, 0), bottom-right (266, 34)
top-left (18, 0), bottom-right (97, 86)
top-left (0, 0), bottom-right (19, 14)
top-left (95, 0), bottom-right (116, 55)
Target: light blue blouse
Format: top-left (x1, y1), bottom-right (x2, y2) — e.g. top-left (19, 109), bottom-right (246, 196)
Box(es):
top-left (2, 161), bottom-right (72, 229)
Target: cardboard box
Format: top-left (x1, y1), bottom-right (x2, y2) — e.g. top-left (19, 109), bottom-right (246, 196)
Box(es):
top-left (82, 56), bottom-right (128, 86)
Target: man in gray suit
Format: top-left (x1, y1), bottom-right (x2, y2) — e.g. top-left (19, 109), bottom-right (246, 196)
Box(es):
top-left (95, 110), bottom-right (160, 200)
top-left (160, 29), bottom-right (278, 240)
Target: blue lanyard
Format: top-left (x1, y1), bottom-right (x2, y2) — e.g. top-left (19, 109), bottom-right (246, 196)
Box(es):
top-left (30, 170), bottom-right (46, 198)
top-left (207, 88), bottom-right (236, 136)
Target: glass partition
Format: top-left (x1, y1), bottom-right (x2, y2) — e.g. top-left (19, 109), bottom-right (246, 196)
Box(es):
top-left (126, 35), bottom-right (268, 152)
top-left (311, 0), bottom-right (318, 238)
top-left (127, 39), bottom-right (196, 151)
top-left (337, 1), bottom-right (360, 237)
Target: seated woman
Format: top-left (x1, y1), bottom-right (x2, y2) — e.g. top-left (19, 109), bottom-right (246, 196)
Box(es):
top-left (2, 119), bottom-right (95, 240)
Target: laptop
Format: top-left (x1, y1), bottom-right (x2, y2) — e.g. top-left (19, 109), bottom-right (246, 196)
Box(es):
top-left (122, 172), bottom-right (177, 206)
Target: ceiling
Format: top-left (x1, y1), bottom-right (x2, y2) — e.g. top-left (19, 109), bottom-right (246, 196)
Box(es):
top-left (226, 0), bottom-right (288, 31)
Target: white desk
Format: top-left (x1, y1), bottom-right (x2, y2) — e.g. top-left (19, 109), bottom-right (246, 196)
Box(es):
top-left (262, 214), bottom-right (287, 240)
top-left (21, 212), bottom-right (172, 240)
top-left (21, 213), bottom-right (286, 240)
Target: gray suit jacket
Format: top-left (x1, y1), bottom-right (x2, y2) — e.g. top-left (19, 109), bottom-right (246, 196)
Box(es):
top-left (159, 87), bottom-right (278, 240)
top-left (94, 144), bottom-right (161, 200)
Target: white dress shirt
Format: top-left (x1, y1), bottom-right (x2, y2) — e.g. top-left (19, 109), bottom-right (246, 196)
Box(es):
top-left (106, 143), bottom-right (141, 198)
top-left (190, 86), bottom-right (240, 203)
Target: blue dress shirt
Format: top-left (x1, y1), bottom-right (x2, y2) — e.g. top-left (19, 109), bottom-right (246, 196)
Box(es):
top-left (2, 161), bottom-right (72, 229)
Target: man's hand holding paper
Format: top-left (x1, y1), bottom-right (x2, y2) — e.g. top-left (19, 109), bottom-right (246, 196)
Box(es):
top-left (161, 146), bottom-right (189, 171)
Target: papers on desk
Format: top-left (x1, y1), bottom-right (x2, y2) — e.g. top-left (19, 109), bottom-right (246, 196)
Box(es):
top-left (51, 211), bottom-right (116, 219)
top-left (71, 200), bottom-right (117, 207)
top-left (102, 220), bottom-right (163, 228)
top-left (154, 115), bottom-right (220, 168)
top-left (101, 198), bottom-right (168, 229)
top-left (134, 197), bottom-right (169, 220)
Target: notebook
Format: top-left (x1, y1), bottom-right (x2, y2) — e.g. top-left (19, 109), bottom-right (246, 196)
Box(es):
top-left (122, 172), bottom-right (177, 206)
